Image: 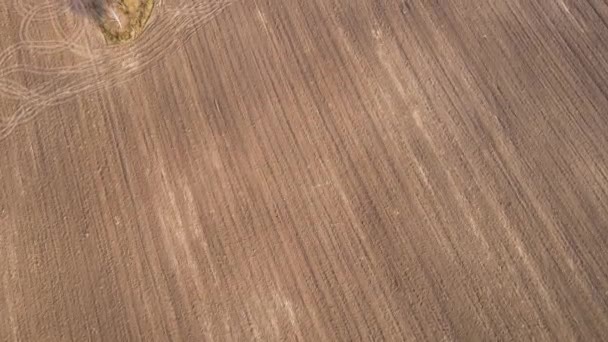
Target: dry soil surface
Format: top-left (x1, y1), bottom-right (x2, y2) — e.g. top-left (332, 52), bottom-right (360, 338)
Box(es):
top-left (1, 0), bottom-right (608, 340)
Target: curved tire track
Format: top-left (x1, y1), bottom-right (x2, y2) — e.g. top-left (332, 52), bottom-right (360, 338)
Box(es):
top-left (0, 0), bottom-right (235, 140)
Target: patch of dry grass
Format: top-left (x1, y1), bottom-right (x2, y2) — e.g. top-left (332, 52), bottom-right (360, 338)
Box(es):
top-left (98, 0), bottom-right (154, 43)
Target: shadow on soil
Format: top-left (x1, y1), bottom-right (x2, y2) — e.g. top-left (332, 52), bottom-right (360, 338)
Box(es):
top-left (68, 0), bottom-right (108, 22)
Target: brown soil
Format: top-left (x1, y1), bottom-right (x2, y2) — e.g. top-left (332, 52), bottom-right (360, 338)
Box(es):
top-left (1, 0), bottom-right (608, 340)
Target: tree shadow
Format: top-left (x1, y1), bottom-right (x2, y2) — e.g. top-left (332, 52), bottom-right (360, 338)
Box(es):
top-left (68, 0), bottom-right (108, 22)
